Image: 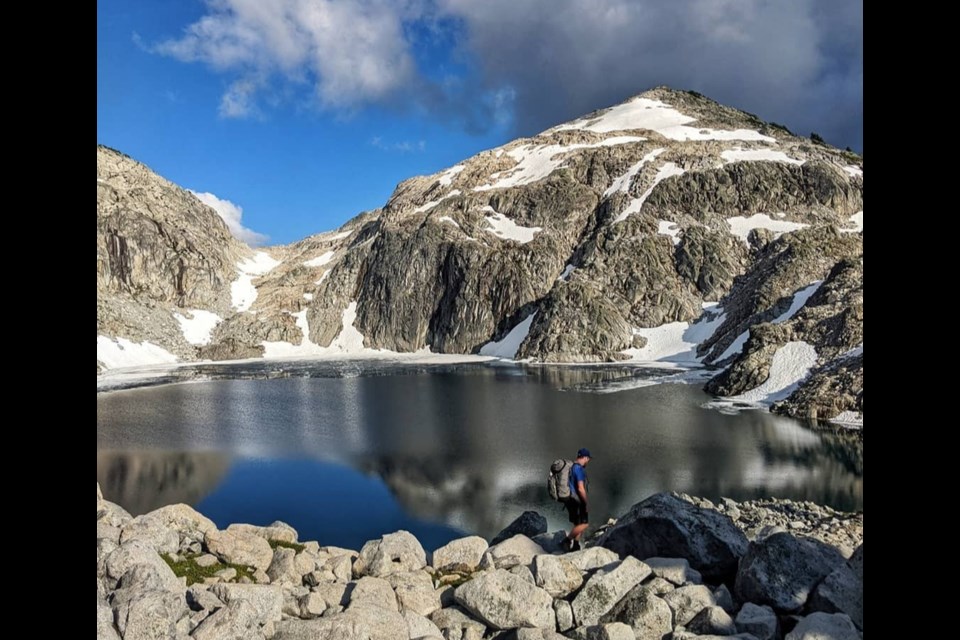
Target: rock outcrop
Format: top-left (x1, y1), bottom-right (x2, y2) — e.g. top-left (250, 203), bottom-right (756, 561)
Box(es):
top-left (97, 486), bottom-right (862, 639)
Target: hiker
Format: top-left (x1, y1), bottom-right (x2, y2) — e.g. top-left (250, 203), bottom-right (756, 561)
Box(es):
top-left (563, 448), bottom-right (591, 552)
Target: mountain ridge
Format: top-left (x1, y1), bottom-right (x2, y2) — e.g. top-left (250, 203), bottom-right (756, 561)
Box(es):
top-left (96, 87), bottom-right (863, 425)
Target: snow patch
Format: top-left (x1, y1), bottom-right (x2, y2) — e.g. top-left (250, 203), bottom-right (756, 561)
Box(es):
top-left (173, 309), bottom-right (223, 346)
top-left (304, 251), bottom-right (335, 267)
top-left (475, 137), bottom-right (644, 191)
top-left (552, 97), bottom-right (776, 142)
top-left (840, 343), bottom-right (863, 359)
top-left (728, 341), bottom-right (818, 404)
top-left (613, 162), bottom-right (685, 223)
top-left (772, 281), bottom-right (822, 324)
top-left (558, 264), bottom-right (576, 281)
top-left (329, 302), bottom-right (366, 351)
top-left (231, 252), bottom-right (280, 312)
top-left (726, 214), bottom-right (808, 244)
top-left (97, 336), bottom-right (179, 370)
top-left (721, 148), bottom-right (803, 165)
top-left (437, 165), bottom-right (465, 186)
top-left (262, 310), bottom-right (326, 358)
top-left (843, 165), bottom-right (863, 178)
top-left (315, 271), bottom-right (330, 286)
top-left (603, 149), bottom-right (665, 197)
top-left (261, 303), bottom-right (367, 357)
top-left (438, 216), bottom-right (461, 229)
top-left (718, 331), bottom-right (750, 361)
top-left (658, 220), bottom-right (682, 245)
top-left (303, 293), bottom-right (314, 301)
top-left (843, 211), bottom-right (863, 233)
top-left (829, 411), bottom-right (863, 428)
top-left (414, 190), bottom-right (461, 213)
top-left (480, 313), bottom-right (537, 359)
top-left (621, 306), bottom-right (726, 363)
top-left (711, 281), bottom-right (818, 361)
top-left (483, 207), bottom-right (542, 243)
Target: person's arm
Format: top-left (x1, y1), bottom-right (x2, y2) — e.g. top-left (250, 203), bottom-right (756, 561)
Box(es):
top-left (576, 480), bottom-right (588, 509)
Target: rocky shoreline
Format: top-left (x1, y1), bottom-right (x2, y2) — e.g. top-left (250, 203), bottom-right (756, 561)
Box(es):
top-left (97, 485), bottom-right (862, 640)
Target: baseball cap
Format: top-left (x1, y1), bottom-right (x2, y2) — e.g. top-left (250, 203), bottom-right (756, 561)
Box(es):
top-left (577, 448), bottom-right (592, 458)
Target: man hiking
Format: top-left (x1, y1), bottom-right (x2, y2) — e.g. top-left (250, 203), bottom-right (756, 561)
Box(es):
top-left (563, 448), bottom-right (591, 552)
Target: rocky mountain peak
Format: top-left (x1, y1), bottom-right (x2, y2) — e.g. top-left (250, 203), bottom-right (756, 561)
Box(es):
top-left (96, 88), bottom-right (862, 425)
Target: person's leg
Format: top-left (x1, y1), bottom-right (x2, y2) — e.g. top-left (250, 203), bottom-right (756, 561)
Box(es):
top-left (569, 502), bottom-right (589, 546)
top-left (563, 500), bottom-right (581, 550)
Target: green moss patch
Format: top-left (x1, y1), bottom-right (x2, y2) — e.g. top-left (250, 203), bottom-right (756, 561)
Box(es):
top-left (268, 539), bottom-right (306, 553)
top-left (161, 553), bottom-right (255, 586)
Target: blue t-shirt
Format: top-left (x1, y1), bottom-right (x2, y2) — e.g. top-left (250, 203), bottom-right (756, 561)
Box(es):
top-left (569, 463), bottom-right (587, 500)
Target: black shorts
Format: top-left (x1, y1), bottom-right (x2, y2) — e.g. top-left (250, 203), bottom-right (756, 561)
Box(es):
top-left (564, 498), bottom-right (588, 525)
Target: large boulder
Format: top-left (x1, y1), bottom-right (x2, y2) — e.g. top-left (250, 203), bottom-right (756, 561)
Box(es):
top-left (348, 576), bottom-right (399, 611)
top-left (142, 504), bottom-right (217, 545)
top-left (571, 556), bottom-right (652, 626)
top-left (565, 547), bottom-right (621, 571)
top-left (487, 535), bottom-right (546, 568)
top-left (268, 547), bottom-right (308, 585)
top-left (453, 569), bottom-right (555, 630)
top-left (432, 536), bottom-right (489, 572)
top-left (573, 622), bottom-right (636, 640)
top-left (119, 518), bottom-right (180, 555)
top-left (97, 598), bottom-right (120, 640)
top-left (735, 603), bottom-right (779, 640)
top-left (274, 605), bottom-right (409, 640)
top-left (533, 554), bottom-right (584, 598)
top-left (688, 605), bottom-right (737, 635)
top-left (662, 585), bottom-right (716, 627)
top-left (554, 599), bottom-right (575, 632)
top-left (191, 599), bottom-right (262, 640)
top-left (103, 540), bottom-right (182, 592)
top-left (112, 589), bottom-right (187, 640)
top-left (98, 500), bottom-right (134, 529)
top-left (598, 493), bottom-right (747, 583)
top-left (808, 561), bottom-right (863, 630)
top-left (785, 612), bottom-right (860, 640)
top-left (645, 557), bottom-right (702, 585)
top-left (210, 583), bottom-right (284, 624)
top-left (354, 531), bottom-right (427, 578)
top-left (429, 605), bottom-right (487, 640)
top-left (227, 521), bottom-right (299, 543)
top-left (205, 529), bottom-right (274, 572)
top-left (388, 570), bottom-right (441, 616)
top-left (735, 532), bottom-right (846, 613)
top-left (599, 584), bottom-right (672, 640)
top-left (403, 610), bottom-right (443, 639)
top-left (492, 511), bottom-right (548, 545)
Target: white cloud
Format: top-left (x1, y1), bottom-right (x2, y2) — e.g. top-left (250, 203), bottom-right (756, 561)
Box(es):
top-left (189, 190), bottom-right (269, 246)
top-left (153, 0), bottom-right (861, 148)
top-left (154, 0), bottom-right (419, 115)
top-left (219, 79), bottom-right (261, 118)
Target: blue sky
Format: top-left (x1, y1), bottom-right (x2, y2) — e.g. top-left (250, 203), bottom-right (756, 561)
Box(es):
top-left (98, 0), bottom-right (862, 246)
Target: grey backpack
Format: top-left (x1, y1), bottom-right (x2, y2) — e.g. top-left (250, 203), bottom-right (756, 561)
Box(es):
top-left (548, 459), bottom-right (574, 501)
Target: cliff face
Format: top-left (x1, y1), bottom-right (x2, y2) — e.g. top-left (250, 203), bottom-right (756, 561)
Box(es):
top-left (96, 88), bottom-right (863, 423)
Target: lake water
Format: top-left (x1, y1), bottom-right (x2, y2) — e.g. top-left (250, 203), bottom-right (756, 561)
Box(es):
top-left (97, 361), bottom-right (862, 551)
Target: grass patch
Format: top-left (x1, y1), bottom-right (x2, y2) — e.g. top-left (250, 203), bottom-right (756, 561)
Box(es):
top-left (841, 148), bottom-right (862, 164)
top-left (268, 539), bottom-right (306, 553)
top-left (161, 554), bottom-right (255, 586)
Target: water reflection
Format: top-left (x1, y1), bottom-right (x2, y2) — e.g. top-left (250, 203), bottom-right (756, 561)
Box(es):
top-left (96, 451), bottom-right (231, 516)
top-left (97, 363), bottom-right (862, 546)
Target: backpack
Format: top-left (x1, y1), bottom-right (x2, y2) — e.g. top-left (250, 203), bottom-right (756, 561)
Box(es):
top-left (547, 459), bottom-right (574, 501)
